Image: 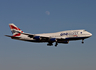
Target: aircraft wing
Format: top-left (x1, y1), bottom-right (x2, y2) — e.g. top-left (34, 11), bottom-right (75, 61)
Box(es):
top-left (19, 32), bottom-right (50, 40)
top-left (20, 32), bottom-right (67, 41)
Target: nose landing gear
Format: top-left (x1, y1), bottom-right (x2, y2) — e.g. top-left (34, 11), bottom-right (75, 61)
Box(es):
top-left (82, 39), bottom-right (84, 44)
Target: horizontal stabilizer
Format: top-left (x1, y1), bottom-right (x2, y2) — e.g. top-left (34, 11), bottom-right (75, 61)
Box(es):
top-left (5, 35), bottom-right (13, 37)
top-left (5, 35), bottom-right (21, 39)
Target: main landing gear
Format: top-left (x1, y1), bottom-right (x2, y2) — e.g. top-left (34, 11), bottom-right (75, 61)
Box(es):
top-left (82, 39), bottom-right (84, 44)
top-left (47, 42), bottom-right (58, 47)
top-left (55, 42), bottom-right (58, 47)
top-left (47, 42), bottom-right (53, 46)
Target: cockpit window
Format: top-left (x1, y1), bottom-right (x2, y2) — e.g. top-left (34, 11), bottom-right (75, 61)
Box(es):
top-left (84, 30), bottom-right (87, 31)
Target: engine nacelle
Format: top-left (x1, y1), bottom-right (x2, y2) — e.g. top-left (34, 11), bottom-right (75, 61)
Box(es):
top-left (33, 36), bottom-right (41, 40)
top-left (50, 38), bottom-right (57, 42)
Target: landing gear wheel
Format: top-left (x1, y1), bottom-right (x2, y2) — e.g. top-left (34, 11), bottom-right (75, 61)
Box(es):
top-left (82, 39), bottom-right (84, 44)
top-left (82, 42), bottom-right (84, 44)
top-left (55, 42), bottom-right (58, 47)
top-left (47, 42), bottom-right (53, 46)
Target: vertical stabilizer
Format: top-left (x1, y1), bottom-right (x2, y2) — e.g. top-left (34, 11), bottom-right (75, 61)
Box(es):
top-left (9, 23), bottom-right (23, 37)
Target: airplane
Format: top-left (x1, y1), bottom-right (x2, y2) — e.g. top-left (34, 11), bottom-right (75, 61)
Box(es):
top-left (5, 23), bottom-right (92, 46)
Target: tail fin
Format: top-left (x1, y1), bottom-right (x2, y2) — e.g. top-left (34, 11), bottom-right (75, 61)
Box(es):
top-left (9, 23), bottom-right (23, 37)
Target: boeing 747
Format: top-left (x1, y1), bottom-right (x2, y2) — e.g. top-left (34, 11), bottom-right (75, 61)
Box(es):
top-left (5, 23), bottom-right (92, 46)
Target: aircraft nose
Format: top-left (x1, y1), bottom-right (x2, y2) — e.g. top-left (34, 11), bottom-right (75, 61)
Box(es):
top-left (89, 32), bottom-right (92, 36)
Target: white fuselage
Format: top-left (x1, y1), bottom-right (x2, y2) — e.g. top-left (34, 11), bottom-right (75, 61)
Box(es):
top-left (14, 29), bottom-right (92, 43)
